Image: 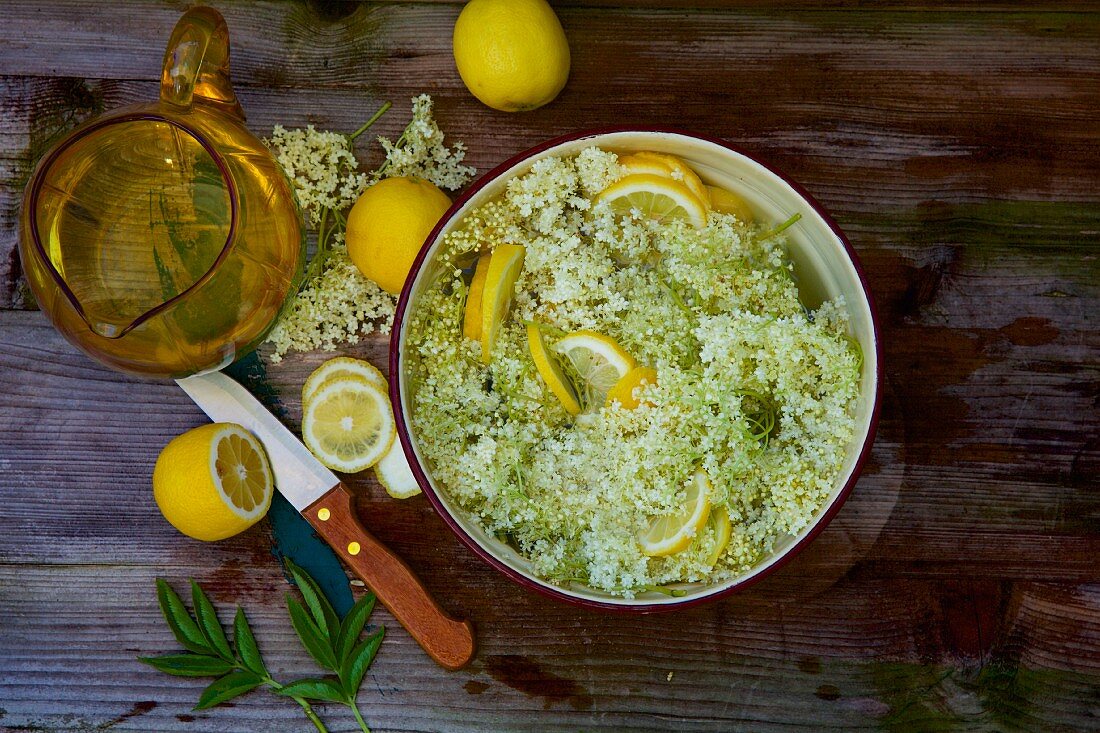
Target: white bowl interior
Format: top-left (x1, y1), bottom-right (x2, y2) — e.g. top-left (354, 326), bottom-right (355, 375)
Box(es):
top-left (397, 131), bottom-right (878, 606)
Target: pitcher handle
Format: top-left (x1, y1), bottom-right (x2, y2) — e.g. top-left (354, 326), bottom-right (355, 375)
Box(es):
top-left (160, 6), bottom-right (245, 119)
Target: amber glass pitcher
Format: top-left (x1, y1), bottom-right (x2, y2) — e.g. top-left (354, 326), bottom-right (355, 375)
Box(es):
top-left (19, 7), bottom-right (304, 378)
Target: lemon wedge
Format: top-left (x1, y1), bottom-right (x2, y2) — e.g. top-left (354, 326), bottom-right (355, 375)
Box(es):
top-left (597, 173), bottom-right (708, 229)
top-left (463, 254), bottom-right (491, 341)
top-left (553, 330), bottom-right (635, 408)
top-left (302, 376), bottom-right (395, 472)
top-left (702, 505), bottom-right (732, 566)
top-left (620, 151), bottom-right (709, 205)
top-left (706, 185), bottom-right (754, 224)
top-left (480, 243), bottom-right (526, 363)
top-left (302, 357), bottom-right (387, 406)
top-left (374, 438), bottom-right (422, 499)
top-left (605, 365), bottom-right (657, 409)
top-left (639, 469), bottom-right (713, 557)
top-left (526, 322), bottom-right (582, 416)
top-left (153, 423), bottom-right (274, 541)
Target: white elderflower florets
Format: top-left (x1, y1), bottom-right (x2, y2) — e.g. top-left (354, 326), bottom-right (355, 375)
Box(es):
top-left (376, 95), bottom-right (476, 191)
top-left (265, 125), bottom-right (369, 225)
top-left (264, 96), bottom-right (475, 359)
top-left (405, 147), bottom-right (863, 596)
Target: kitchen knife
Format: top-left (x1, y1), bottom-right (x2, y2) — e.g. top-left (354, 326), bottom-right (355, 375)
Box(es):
top-left (177, 370), bottom-right (475, 670)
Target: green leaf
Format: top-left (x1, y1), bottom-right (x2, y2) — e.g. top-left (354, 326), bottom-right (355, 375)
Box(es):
top-left (340, 628), bottom-right (384, 697)
top-left (190, 580), bottom-right (233, 662)
top-left (286, 596), bottom-right (338, 671)
top-left (284, 558), bottom-right (340, 642)
top-left (155, 579), bottom-right (210, 655)
top-left (233, 607), bottom-right (268, 677)
top-left (194, 670), bottom-right (264, 710)
top-left (138, 653), bottom-right (233, 678)
top-left (275, 677), bottom-right (347, 704)
top-left (335, 593), bottom-right (376, 664)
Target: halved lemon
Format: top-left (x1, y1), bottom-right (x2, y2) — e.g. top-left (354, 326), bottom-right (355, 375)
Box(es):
top-left (605, 365), bottom-right (658, 409)
top-left (153, 423), bottom-right (273, 541)
top-left (527, 322), bottom-right (582, 416)
top-left (597, 173), bottom-right (708, 229)
top-left (638, 469), bottom-right (712, 557)
top-left (480, 243), bottom-right (526, 363)
top-left (374, 438), bottom-right (422, 499)
top-left (302, 376), bottom-right (395, 472)
top-left (553, 330), bottom-right (635, 409)
top-left (706, 185), bottom-right (754, 224)
top-left (302, 357), bottom-right (387, 406)
top-left (463, 255), bottom-right (491, 341)
top-left (702, 505), bottom-right (732, 566)
top-left (620, 151), bottom-right (709, 205)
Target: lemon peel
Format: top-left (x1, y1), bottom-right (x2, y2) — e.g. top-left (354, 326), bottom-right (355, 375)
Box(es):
top-left (527, 322), bottom-right (582, 416)
top-left (479, 243), bottom-right (526, 363)
top-left (638, 469), bottom-right (712, 557)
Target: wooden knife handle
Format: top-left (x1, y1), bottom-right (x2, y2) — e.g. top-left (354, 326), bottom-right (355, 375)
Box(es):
top-left (304, 483), bottom-right (476, 670)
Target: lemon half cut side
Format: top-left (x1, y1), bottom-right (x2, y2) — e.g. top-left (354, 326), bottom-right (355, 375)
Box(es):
top-left (153, 423), bottom-right (274, 542)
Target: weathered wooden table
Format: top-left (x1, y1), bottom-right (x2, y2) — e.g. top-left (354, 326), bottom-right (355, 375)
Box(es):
top-left (2, 1), bottom-right (1098, 731)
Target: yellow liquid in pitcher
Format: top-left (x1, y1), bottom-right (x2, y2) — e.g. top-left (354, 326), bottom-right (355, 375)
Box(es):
top-left (29, 116), bottom-right (303, 376)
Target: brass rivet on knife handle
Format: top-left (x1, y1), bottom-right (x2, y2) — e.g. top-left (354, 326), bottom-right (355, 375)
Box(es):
top-left (305, 483), bottom-right (476, 671)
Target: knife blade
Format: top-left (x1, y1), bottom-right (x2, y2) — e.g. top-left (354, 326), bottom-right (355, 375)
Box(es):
top-left (175, 370), bottom-right (476, 670)
top-left (177, 371), bottom-right (335, 511)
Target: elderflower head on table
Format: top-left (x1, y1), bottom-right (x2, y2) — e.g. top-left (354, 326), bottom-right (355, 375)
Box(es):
top-left (263, 95), bottom-right (475, 361)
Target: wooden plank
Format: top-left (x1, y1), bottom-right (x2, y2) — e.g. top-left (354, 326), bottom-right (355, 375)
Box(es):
top-left (2, 565), bottom-right (1099, 731)
top-left (2, 4), bottom-right (1099, 306)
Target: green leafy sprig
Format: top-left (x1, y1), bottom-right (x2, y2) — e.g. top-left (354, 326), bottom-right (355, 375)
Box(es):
top-left (140, 559), bottom-right (383, 732)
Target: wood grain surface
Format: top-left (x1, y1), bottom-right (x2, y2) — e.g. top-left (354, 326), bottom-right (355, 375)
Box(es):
top-left (1, 1), bottom-right (1098, 731)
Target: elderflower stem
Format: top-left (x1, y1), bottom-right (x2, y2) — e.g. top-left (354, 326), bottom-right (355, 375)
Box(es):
top-left (348, 101), bottom-right (393, 141)
top-left (349, 700), bottom-right (372, 733)
top-left (245, 669), bottom-right (330, 733)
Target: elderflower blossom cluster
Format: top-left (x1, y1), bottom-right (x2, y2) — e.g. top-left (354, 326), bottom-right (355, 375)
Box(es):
top-left (263, 96), bottom-right (475, 360)
top-left (406, 148), bottom-right (862, 596)
top-left (265, 234), bottom-right (395, 362)
top-left (265, 125), bottom-right (369, 225)
top-left (376, 95), bottom-right (476, 191)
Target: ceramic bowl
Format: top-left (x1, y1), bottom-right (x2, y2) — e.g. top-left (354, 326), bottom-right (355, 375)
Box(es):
top-left (390, 129), bottom-right (881, 611)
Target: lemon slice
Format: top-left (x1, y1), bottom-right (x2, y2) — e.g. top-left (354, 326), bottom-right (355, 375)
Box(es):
top-left (620, 151), bottom-right (709, 205)
top-left (553, 330), bottom-right (635, 409)
top-left (702, 505), bottom-right (732, 566)
top-left (597, 173), bottom-right (708, 229)
top-left (605, 365), bottom-right (657, 409)
top-left (463, 255), bottom-right (492, 341)
top-left (153, 423), bottom-right (274, 541)
top-left (706, 185), bottom-right (754, 224)
top-left (639, 469), bottom-right (712, 557)
top-left (302, 357), bottom-right (387, 407)
top-left (374, 438), bottom-right (422, 499)
top-left (480, 243), bottom-right (526, 363)
top-left (302, 377), bottom-right (395, 472)
top-left (527, 322), bottom-right (582, 416)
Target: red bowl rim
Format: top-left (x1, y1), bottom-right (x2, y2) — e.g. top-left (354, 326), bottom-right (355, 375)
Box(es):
top-left (390, 126), bottom-right (882, 613)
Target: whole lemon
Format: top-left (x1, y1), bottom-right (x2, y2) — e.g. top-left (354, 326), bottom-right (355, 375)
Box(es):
top-left (452, 0), bottom-right (570, 112)
top-left (153, 423), bottom-right (273, 542)
top-left (346, 177), bottom-right (452, 295)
